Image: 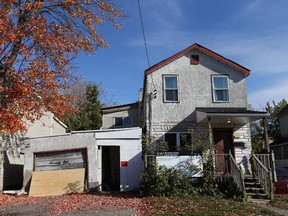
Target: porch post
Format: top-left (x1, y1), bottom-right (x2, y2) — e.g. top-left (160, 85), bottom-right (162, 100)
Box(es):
top-left (263, 117), bottom-right (270, 152)
top-left (208, 117), bottom-right (213, 149)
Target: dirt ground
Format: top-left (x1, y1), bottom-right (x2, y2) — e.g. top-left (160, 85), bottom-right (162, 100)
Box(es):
top-left (0, 192), bottom-right (145, 216)
top-left (1, 192), bottom-right (288, 216)
top-left (0, 205), bottom-right (137, 216)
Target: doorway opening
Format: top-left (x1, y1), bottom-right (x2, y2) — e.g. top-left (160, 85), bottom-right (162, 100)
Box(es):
top-left (102, 146), bottom-right (120, 191)
top-left (213, 128), bottom-right (234, 175)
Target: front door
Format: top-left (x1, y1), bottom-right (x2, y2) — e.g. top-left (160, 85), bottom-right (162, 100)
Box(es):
top-left (213, 129), bottom-right (234, 174)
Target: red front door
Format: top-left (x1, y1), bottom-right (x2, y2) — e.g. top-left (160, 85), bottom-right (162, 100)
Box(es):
top-left (213, 129), bottom-right (234, 174)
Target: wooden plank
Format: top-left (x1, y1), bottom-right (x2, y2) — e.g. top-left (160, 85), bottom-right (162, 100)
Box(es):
top-left (35, 150), bottom-right (86, 171)
top-left (29, 168), bottom-right (85, 197)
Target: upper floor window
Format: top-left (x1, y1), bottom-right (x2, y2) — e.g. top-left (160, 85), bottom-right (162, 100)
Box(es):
top-left (163, 75), bottom-right (179, 102)
top-left (212, 75), bottom-right (230, 102)
top-left (114, 117), bottom-right (133, 127)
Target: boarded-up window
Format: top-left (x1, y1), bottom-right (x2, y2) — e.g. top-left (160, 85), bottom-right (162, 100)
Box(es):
top-left (34, 149), bottom-right (87, 171)
top-left (191, 55), bottom-right (199, 65)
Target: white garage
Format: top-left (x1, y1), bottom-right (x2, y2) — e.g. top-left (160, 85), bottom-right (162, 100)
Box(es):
top-left (22, 127), bottom-right (143, 196)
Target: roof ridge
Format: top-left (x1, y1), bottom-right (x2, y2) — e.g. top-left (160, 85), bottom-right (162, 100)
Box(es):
top-left (144, 43), bottom-right (250, 77)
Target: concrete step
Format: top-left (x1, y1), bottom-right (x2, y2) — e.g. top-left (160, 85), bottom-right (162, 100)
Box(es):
top-left (248, 198), bottom-right (270, 204)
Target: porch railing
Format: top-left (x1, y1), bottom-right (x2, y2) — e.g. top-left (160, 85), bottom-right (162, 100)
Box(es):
top-left (254, 151), bottom-right (277, 183)
top-left (228, 151), bottom-right (246, 198)
top-left (251, 151), bottom-right (274, 200)
top-left (214, 152), bottom-right (246, 198)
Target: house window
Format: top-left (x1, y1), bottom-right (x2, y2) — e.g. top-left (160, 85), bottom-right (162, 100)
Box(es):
top-left (164, 133), bottom-right (177, 151)
top-left (163, 75), bottom-right (179, 102)
top-left (212, 75), bottom-right (230, 102)
top-left (114, 117), bottom-right (133, 127)
top-left (163, 132), bottom-right (193, 151)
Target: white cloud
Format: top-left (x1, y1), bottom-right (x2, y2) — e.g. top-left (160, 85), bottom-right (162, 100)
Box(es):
top-left (210, 36), bottom-right (288, 76)
top-left (248, 79), bottom-right (288, 109)
top-left (130, 30), bottom-right (288, 77)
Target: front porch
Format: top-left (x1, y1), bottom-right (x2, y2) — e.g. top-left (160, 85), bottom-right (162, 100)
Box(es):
top-left (196, 107), bottom-right (274, 201)
top-left (213, 151), bottom-right (275, 201)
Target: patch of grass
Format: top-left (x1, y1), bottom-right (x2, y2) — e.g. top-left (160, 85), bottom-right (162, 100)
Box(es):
top-left (272, 195), bottom-right (288, 210)
top-left (144, 195), bottom-right (278, 216)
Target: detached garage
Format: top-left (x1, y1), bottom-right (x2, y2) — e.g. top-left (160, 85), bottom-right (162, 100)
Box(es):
top-left (22, 127), bottom-right (143, 196)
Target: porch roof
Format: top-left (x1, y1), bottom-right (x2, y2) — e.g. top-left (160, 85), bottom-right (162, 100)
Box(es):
top-left (196, 107), bottom-right (269, 124)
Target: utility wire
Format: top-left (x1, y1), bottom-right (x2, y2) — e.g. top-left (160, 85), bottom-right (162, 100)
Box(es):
top-left (137, 0), bottom-right (157, 94)
top-left (137, 0), bottom-right (150, 68)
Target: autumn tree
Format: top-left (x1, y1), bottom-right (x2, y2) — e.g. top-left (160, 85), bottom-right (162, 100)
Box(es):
top-left (0, 0), bottom-right (123, 134)
top-left (65, 82), bottom-right (103, 132)
top-left (251, 99), bottom-right (287, 152)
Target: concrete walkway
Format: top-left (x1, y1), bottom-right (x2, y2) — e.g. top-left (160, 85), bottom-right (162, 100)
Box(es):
top-left (261, 205), bottom-right (288, 216)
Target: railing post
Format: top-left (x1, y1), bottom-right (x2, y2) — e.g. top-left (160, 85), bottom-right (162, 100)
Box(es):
top-left (239, 166), bottom-right (247, 200)
top-left (269, 168), bottom-right (274, 201)
top-left (270, 150), bottom-right (277, 182)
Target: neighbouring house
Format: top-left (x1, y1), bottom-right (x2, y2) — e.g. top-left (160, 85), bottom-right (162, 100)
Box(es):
top-left (101, 102), bottom-right (141, 129)
top-left (102, 43), bottom-right (275, 200)
top-left (0, 112), bottom-right (67, 191)
top-left (270, 104), bottom-right (288, 168)
top-left (22, 127), bottom-right (143, 196)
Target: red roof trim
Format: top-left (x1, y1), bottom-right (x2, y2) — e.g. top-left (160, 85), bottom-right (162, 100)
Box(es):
top-left (144, 43), bottom-right (250, 77)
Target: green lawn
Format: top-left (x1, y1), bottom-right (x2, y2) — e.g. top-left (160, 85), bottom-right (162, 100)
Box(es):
top-left (144, 196), bottom-right (278, 216)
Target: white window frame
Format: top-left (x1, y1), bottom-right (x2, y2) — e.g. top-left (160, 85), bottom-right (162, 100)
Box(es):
top-left (114, 116), bottom-right (133, 127)
top-left (163, 75), bottom-right (179, 102)
top-left (212, 75), bottom-right (230, 102)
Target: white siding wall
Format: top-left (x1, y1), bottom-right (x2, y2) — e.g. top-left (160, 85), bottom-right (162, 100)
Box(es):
top-left (102, 108), bottom-right (139, 129)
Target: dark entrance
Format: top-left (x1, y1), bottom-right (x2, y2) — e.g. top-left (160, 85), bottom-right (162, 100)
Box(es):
top-left (102, 146), bottom-right (120, 191)
top-left (213, 128), bottom-right (234, 174)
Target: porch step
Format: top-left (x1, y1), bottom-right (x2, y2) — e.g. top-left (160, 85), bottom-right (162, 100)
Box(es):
top-left (248, 198), bottom-right (270, 204)
top-left (244, 175), bottom-right (270, 200)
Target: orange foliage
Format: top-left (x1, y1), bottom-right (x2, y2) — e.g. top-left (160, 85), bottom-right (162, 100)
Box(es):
top-left (0, 0), bottom-right (123, 133)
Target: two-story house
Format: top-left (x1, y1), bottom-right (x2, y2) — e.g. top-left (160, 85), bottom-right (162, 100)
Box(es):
top-left (101, 43), bottom-right (274, 199)
top-left (142, 43), bottom-right (268, 172)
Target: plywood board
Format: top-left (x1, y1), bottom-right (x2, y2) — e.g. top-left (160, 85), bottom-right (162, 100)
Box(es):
top-left (29, 168), bottom-right (85, 197)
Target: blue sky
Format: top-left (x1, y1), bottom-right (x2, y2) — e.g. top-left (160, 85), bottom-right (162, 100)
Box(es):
top-left (76, 0), bottom-right (288, 110)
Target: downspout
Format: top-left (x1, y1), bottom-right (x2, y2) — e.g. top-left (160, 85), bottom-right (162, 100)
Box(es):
top-left (148, 93), bottom-right (152, 137)
top-left (208, 117), bottom-right (213, 151)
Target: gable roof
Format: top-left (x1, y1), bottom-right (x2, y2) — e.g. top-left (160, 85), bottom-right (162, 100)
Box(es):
top-left (144, 43), bottom-right (250, 77)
